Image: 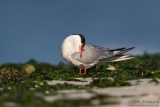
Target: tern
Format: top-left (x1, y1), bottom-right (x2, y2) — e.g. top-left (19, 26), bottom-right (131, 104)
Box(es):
top-left (61, 34), bottom-right (135, 74)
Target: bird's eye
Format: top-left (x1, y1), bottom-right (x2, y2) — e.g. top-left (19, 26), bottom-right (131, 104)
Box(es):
top-left (81, 43), bottom-right (85, 48)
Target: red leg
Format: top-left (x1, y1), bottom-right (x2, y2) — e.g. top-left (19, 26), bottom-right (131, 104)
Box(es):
top-left (79, 68), bottom-right (82, 74)
top-left (84, 66), bottom-right (87, 75)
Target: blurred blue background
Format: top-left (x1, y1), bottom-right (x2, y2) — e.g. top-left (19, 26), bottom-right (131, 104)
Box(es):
top-left (0, 0), bottom-right (160, 64)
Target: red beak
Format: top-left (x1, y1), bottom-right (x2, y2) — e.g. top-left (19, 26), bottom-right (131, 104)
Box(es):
top-left (79, 45), bottom-right (82, 57)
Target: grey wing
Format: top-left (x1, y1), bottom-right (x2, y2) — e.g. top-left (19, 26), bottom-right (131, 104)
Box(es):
top-left (99, 47), bottom-right (135, 59)
top-left (92, 45), bottom-right (109, 52)
top-left (69, 44), bottom-right (135, 68)
top-left (87, 45), bottom-right (135, 60)
top-left (69, 45), bottom-right (103, 68)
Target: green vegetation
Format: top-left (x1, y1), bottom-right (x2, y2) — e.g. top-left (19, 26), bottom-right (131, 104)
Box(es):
top-left (0, 53), bottom-right (160, 106)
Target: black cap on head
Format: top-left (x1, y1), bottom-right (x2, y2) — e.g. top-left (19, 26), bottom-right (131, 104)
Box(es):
top-left (72, 34), bottom-right (85, 48)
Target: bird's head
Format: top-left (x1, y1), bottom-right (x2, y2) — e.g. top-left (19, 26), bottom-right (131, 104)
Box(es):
top-left (78, 34), bottom-right (85, 57)
top-left (70, 34), bottom-right (85, 57)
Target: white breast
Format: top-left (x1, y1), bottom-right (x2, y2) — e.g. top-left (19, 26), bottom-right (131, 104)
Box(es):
top-left (61, 35), bottom-right (81, 64)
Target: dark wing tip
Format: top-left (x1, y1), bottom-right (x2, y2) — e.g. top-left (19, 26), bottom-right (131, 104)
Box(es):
top-left (129, 47), bottom-right (135, 50)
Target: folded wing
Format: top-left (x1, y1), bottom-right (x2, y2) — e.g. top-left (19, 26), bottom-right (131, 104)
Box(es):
top-left (69, 44), bottom-right (135, 68)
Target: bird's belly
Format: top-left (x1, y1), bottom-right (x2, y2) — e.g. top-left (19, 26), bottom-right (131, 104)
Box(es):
top-left (71, 60), bottom-right (95, 69)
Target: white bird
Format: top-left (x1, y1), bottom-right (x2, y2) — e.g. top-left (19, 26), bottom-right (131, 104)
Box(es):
top-left (61, 34), bottom-right (135, 75)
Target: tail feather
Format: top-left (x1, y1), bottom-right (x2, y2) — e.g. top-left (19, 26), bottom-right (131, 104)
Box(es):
top-left (102, 47), bottom-right (135, 58)
top-left (100, 54), bottom-right (134, 62)
top-left (99, 46), bottom-right (135, 62)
